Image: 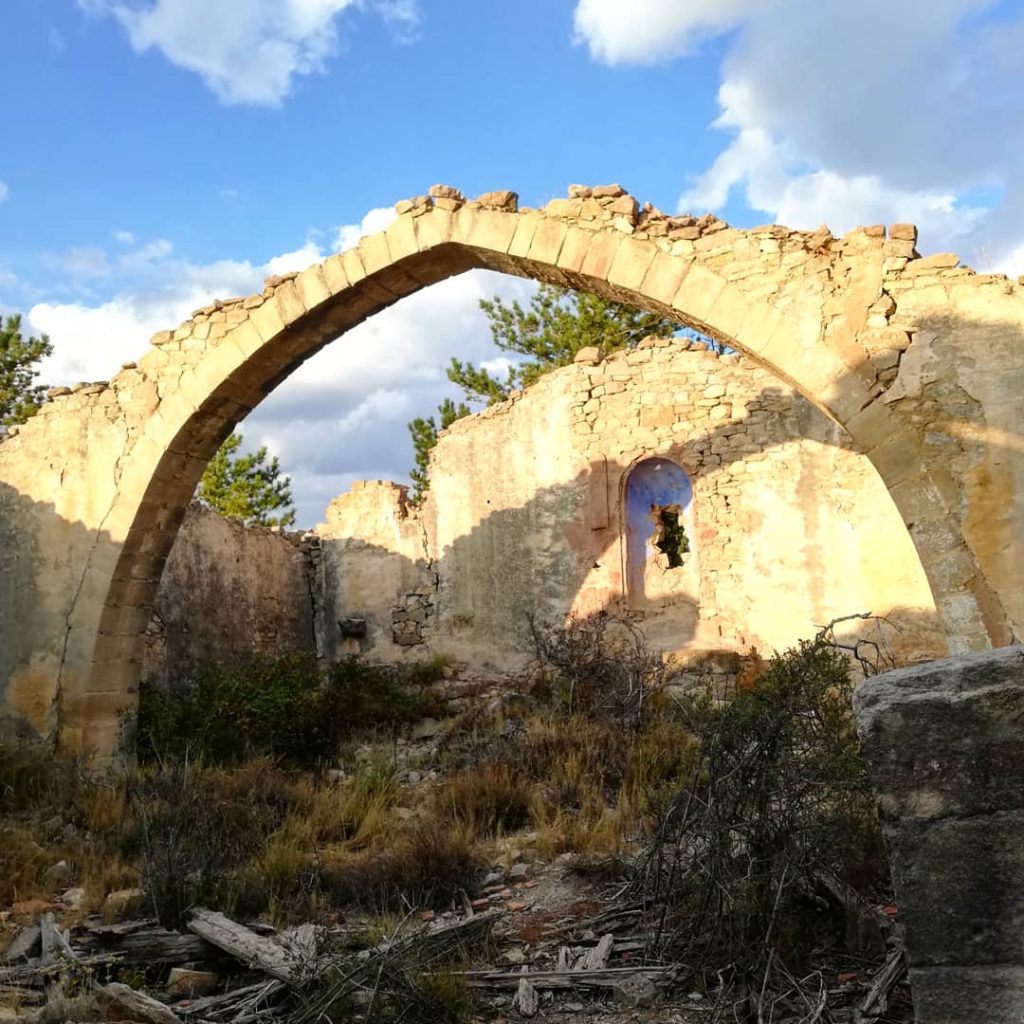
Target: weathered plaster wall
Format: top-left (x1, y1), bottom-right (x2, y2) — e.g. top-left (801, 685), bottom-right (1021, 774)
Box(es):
top-left (141, 503), bottom-right (316, 688)
top-left (315, 482), bottom-right (434, 658)
top-left (317, 342), bottom-right (947, 670)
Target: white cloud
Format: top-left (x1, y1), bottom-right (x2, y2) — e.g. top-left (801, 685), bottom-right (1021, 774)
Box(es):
top-left (573, 0), bottom-right (756, 64)
top-left (0, 181), bottom-right (8, 204)
top-left (575, 0), bottom-right (1024, 269)
top-left (79, 0), bottom-right (421, 105)
top-left (28, 210), bottom-right (534, 526)
top-left (243, 267), bottom-right (533, 525)
top-left (334, 207), bottom-right (396, 252)
top-left (113, 229), bottom-right (136, 245)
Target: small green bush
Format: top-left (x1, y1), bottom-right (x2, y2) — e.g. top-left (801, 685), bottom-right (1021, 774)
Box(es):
top-left (136, 655), bottom-right (441, 767)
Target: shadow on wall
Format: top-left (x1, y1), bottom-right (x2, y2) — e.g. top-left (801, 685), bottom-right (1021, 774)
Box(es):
top-left (9, 291), bottom-right (1024, 749)
top-left (0, 482), bottom-right (128, 746)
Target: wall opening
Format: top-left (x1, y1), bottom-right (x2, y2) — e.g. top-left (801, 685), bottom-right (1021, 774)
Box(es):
top-left (624, 457), bottom-right (695, 609)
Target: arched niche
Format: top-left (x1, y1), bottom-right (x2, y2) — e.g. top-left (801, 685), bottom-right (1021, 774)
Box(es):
top-left (624, 457), bottom-right (697, 610)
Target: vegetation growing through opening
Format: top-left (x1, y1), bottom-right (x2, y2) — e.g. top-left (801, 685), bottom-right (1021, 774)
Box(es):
top-left (655, 506), bottom-right (689, 567)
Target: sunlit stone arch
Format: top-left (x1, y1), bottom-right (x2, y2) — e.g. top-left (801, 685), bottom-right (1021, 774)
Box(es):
top-left (0, 185), bottom-right (1014, 755)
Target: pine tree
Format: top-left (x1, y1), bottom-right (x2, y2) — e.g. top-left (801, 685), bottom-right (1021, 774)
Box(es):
top-left (0, 314), bottom-right (53, 430)
top-left (196, 433), bottom-right (296, 527)
top-left (447, 284), bottom-right (677, 404)
top-left (407, 397), bottom-right (470, 503)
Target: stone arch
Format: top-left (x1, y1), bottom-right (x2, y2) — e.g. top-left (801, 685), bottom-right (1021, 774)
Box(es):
top-left (0, 184), bottom-right (1012, 755)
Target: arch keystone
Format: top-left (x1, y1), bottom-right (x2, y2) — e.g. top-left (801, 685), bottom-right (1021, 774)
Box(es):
top-left (465, 208), bottom-right (519, 254)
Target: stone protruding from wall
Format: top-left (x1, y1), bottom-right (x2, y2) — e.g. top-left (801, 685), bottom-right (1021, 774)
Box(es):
top-left (141, 503), bottom-right (316, 687)
top-left (854, 646), bottom-right (1024, 1022)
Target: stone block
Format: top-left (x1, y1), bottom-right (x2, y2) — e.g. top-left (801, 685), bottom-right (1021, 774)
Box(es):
top-left (606, 237), bottom-right (658, 292)
top-left (414, 206), bottom-right (453, 250)
top-left (467, 208), bottom-right (519, 254)
top-left (384, 214), bottom-right (419, 262)
top-left (526, 218), bottom-right (568, 266)
top-left (508, 210), bottom-right (542, 259)
top-left (855, 648), bottom-right (1024, 1017)
top-left (556, 225), bottom-right (594, 274)
top-left (358, 231), bottom-right (391, 276)
top-left (909, 965), bottom-right (1024, 1024)
top-left (639, 250), bottom-right (690, 307)
top-left (578, 229), bottom-right (622, 282)
top-left (855, 646), bottom-right (1024, 823)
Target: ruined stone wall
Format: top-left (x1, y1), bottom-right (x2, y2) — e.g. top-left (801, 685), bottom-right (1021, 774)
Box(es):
top-left (141, 503), bottom-right (317, 688)
top-left (0, 181), bottom-right (1019, 755)
top-left (318, 342), bottom-right (946, 670)
top-left (875, 258), bottom-right (1024, 646)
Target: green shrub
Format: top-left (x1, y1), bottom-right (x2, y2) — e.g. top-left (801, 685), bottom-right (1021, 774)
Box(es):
top-left (136, 655), bottom-right (441, 767)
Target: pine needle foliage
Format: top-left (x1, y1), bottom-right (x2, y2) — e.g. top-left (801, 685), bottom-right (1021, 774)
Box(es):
top-left (448, 284), bottom-right (676, 404)
top-left (0, 314), bottom-right (53, 430)
top-left (197, 432), bottom-right (296, 527)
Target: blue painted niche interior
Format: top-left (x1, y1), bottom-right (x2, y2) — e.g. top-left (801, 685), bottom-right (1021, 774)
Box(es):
top-left (625, 457), bottom-right (693, 602)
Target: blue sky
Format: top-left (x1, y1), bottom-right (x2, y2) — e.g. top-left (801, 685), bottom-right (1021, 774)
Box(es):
top-left (2, 0), bottom-right (1023, 524)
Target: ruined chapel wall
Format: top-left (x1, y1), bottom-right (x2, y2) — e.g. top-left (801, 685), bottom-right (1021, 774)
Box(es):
top-left (878, 262), bottom-right (1024, 645)
top-left (319, 341), bottom-right (945, 670)
top-left (141, 503), bottom-right (316, 688)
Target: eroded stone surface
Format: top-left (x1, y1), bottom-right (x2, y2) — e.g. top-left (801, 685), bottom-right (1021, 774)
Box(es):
top-left (855, 647), bottom-right (1024, 1020)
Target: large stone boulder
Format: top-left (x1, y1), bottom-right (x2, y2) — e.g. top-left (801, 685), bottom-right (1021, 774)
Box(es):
top-left (854, 645), bottom-right (1024, 1023)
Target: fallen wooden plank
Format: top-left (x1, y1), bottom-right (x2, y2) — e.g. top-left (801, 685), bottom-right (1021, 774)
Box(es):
top-left (98, 981), bottom-right (182, 1024)
top-left (856, 943), bottom-right (906, 1023)
top-left (582, 933), bottom-right (614, 971)
top-left (462, 965), bottom-right (675, 992)
top-left (82, 926), bottom-right (214, 965)
top-left (515, 975), bottom-right (539, 1017)
top-left (0, 952), bottom-right (123, 986)
top-left (175, 979), bottom-right (285, 1018)
top-left (187, 909), bottom-right (298, 984)
top-left (39, 912), bottom-right (76, 965)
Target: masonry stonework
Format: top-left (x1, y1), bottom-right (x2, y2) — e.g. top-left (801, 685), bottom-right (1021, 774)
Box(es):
top-left (0, 183), bottom-right (1021, 754)
top-left (316, 341), bottom-right (947, 671)
top-left (141, 503), bottom-right (317, 688)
